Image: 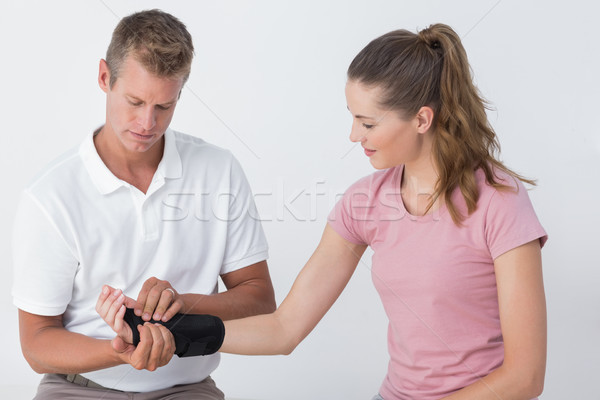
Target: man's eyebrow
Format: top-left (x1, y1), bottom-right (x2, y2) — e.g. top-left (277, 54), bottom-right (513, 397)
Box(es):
top-left (125, 94), bottom-right (143, 103)
top-left (346, 105), bottom-right (375, 119)
top-left (157, 100), bottom-right (177, 107)
top-left (125, 94), bottom-right (177, 106)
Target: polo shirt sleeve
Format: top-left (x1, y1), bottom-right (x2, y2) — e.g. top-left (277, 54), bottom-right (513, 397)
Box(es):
top-left (220, 157), bottom-right (269, 275)
top-left (484, 179), bottom-right (548, 260)
top-left (327, 178), bottom-right (370, 246)
top-left (12, 191), bottom-right (79, 316)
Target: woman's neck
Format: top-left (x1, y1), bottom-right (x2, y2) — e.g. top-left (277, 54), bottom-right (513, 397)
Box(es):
top-left (401, 155), bottom-right (441, 216)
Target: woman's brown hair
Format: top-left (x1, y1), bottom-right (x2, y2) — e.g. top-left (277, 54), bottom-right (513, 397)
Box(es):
top-left (347, 23), bottom-right (534, 225)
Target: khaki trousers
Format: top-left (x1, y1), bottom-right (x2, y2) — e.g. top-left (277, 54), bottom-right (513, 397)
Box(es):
top-left (33, 373), bottom-right (225, 400)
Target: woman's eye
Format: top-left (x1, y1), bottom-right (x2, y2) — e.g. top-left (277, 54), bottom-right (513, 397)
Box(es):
top-left (363, 123), bottom-right (374, 129)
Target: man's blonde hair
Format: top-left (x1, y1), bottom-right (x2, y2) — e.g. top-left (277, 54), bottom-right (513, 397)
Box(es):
top-left (105, 9), bottom-right (194, 88)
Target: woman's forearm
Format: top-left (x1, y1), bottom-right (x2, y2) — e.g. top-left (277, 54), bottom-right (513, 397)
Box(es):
top-left (219, 225), bottom-right (365, 356)
top-left (440, 364), bottom-right (544, 400)
top-left (221, 311), bottom-right (298, 355)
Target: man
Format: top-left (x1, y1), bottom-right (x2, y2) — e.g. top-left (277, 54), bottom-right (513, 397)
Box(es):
top-left (12, 9), bottom-right (275, 399)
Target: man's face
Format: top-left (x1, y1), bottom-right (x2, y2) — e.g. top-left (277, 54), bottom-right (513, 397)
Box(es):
top-left (98, 56), bottom-right (184, 155)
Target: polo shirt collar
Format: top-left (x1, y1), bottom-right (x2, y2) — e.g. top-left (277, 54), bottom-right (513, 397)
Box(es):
top-left (157, 128), bottom-right (183, 180)
top-left (80, 127), bottom-right (182, 195)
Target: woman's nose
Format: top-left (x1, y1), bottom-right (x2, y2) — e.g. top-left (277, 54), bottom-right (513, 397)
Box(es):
top-left (349, 122), bottom-right (365, 143)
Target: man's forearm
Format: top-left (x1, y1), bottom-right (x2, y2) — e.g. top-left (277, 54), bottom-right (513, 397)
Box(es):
top-left (181, 282), bottom-right (276, 321)
top-left (21, 326), bottom-right (122, 374)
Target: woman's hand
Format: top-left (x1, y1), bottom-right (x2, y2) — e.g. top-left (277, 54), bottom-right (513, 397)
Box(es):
top-left (96, 285), bottom-right (135, 344)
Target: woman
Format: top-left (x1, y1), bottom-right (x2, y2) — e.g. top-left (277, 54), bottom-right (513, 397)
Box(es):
top-left (97, 24), bottom-right (547, 399)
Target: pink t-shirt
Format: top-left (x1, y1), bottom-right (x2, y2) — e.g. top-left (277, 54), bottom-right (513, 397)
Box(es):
top-left (328, 165), bottom-right (547, 400)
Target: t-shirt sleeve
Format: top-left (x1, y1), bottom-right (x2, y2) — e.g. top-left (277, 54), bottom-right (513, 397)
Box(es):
top-left (484, 180), bottom-right (548, 260)
top-left (12, 191), bottom-right (79, 315)
top-left (220, 156), bottom-right (269, 275)
top-left (327, 179), bottom-right (370, 246)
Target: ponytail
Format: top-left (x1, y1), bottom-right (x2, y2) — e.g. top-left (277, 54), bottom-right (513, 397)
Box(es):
top-left (348, 23), bottom-right (534, 225)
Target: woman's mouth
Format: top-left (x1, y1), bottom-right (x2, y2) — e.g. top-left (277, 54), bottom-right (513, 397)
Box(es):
top-left (364, 148), bottom-right (376, 157)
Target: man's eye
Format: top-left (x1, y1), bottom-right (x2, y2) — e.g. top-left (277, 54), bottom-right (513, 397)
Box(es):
top-left (129, 101), bottom-right (142, 107)
top-left (157, 105), bottom-right (171, 111)
top-left (363, 123), bottom-right (374, 129)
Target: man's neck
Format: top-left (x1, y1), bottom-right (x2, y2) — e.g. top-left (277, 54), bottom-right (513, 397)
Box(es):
top-left (93, 126), bottom-right (164, 193)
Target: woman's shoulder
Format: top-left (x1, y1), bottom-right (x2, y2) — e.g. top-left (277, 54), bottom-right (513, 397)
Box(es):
top-left (447, 166), bottom-right (530, 221)
top-left (475, 166), bottom-right (525, 197)
top-left (472, 166), bottom-right (539, 222)
top-left (474, 166), bottom-right (547, 257)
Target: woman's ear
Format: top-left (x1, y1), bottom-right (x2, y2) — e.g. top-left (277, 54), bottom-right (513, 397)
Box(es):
top-left (415, 106), bottom-right (435, 134)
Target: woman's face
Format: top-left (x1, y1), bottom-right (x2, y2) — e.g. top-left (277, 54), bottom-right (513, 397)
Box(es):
top-left (345, 80), bottom-right (431, 170)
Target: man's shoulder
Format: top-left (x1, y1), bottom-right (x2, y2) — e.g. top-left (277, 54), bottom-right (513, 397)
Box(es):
top-left (170, 130), bottom-right (242, 175)
top-left (26, 145), bottom-right (83, 195)
top-left (171, 130), bottom-right (232, 159)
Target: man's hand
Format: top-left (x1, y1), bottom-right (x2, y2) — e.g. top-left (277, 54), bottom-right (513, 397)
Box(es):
top-left (96, 285), bottom-right (136, 344)
top-left (112, 323), bottom-right (175, 371)
top-left (96, 285), bottom-right (176, 370)
top-left (135, 277), bottom-right (184, 322)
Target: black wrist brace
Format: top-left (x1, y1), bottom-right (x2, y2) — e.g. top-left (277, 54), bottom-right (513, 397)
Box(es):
top-left (123, 308), bottom-right (225, 357)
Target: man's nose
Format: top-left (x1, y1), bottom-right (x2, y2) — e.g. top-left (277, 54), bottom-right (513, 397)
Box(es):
top-left (138, 106), bottom-right (156, 131)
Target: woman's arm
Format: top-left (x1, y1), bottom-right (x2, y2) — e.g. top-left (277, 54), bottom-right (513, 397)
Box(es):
top-left (441, 239), bottom-right (547, 400)
top-left (220, 223), bottom-right (367, 355)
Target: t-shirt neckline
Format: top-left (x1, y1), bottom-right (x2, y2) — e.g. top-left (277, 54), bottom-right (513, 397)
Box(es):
top-left (393, 164), bottom-right (447, 223)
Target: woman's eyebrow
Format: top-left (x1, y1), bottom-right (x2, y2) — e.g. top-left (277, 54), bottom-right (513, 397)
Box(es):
top-left (346, 106), bottom-right (375, 119)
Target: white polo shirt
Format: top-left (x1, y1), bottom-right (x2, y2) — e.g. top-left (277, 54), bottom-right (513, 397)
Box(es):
top-left (12, 128), bottom-right (269, 392)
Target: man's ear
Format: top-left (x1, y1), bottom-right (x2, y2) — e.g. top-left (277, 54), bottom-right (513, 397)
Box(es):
top-left (98, 59), bottom-right (111, 93)
top-left (415, 106), bottom-right (435, 134)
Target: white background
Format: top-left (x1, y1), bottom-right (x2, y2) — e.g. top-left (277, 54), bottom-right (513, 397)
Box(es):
top-left (1, 1), bottom-right (599, 399)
